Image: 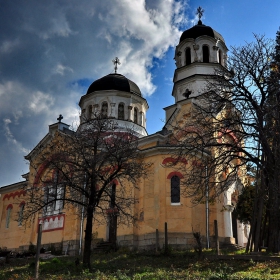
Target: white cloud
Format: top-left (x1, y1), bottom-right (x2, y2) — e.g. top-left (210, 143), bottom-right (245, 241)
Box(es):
top-left (13, 110), bottom-right (23, 124)
top-left (29, 91), bottom-right (55, 114)
top-left (94, 0), bottom-right (186, 95)
top-left (0, 81), bottom-right (54, 116)
top-left (0, 81), bottom-right (13, 96)
top-left (54, 64), bottom-right (74, 76)
top-left (3, 118), bottom-right (29, 154)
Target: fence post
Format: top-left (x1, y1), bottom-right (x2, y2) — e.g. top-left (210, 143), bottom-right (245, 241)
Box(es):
top-left (164, 222), bottom-right (168, 253)
top-left (156, 229), bottom-right (159, 252)
top-left (35, 222), bottom-right (43, 279)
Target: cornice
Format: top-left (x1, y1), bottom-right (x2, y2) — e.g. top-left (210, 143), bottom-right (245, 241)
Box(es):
top-left (24, 133), bottom-right (52, 161)
top-left (0, 180), bottom-right (27, 193)
top-left (79, 90), bottom-right (149, 109)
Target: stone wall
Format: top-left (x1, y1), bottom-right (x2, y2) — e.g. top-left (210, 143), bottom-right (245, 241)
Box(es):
top-left (10, 239), bottom-right (81, 256)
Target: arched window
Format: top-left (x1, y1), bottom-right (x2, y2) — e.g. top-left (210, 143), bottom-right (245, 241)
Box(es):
top-left (139, 111), bottom-right (143, 125)
top-left (110, 184), bottom-right (116, 208)
top-left (218, 49), bottom-right (223, 65)
top-left (118, 103), bottom-right (124, 120)
top-left (171, 176), bottom-right (180, 204)
top-left (101, 102), bottom-right (108, 118)
top-left (6, 204), bottom-right (13, 228)
top-left (18, 202), bottom-right (25, 226)
top-left (44, 170), bottom-right (65, 216)
top-left (88, 105), bottom-right (93, 119)
top-left (134, 108), bottom-right (138, 124)
top-left (185, 47), bottom-right (191, 65)
top-left (202, 45), bottom-right (209, 63)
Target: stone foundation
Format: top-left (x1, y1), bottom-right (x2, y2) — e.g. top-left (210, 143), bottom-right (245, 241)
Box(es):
top-left (6, 239), bottom-right (80, 256)
top-left (3, 234), bottom-right (237, 255)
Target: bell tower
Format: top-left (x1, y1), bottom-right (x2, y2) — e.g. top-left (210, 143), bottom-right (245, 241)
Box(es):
top-left (172, 8), bottom-right (228, 103)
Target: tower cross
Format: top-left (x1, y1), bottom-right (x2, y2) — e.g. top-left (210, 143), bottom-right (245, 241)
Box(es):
top-left (196, 6), bottom-right (204, 21)
top-left (183, 88), bottom-right (192, 99)
top-left (57, 114), bottom-right (63, 123)
top-left (112, 57), bottom-right (121, 74)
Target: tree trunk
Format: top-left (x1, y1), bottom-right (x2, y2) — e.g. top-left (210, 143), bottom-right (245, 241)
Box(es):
top-left (268, 181), bottom-right (280, 253)
top-left (245, 226), bottom-right (252, 253)
top-left (250, 146), bottom-right (264, 252)
top-left (268, 213), bottom-right (279, 252)
top-left (248, 196), bottom-right (258, 252)
top-left (83, 206), bottom-right (94, 268)
top-left (254, 194), bottom-right (264, 252)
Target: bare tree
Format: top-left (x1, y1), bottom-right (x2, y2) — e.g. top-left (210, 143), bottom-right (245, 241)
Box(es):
top-left (24, 114), bottom-right (151, 268)
top-left (169, 34), bottom-right (280, 252)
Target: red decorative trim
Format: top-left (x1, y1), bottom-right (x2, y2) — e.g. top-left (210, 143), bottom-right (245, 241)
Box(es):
top-left (111, 179), bottom-right (119, 185)
top-left (100, 165), bottom-right (117, 175)
top-left (3, 190), bottom-right (26, 201)
top-left (192, 160), bottom-right (204, 168)
top-left (19, 201), bottom-right (25, 207)
top-left (167, 171), bottom-right (183, 179)
top-left (38, 214), bottom-right (65, 232)
top-left (175, 126), bottom-right (201, 141)
top-left (33, 154), bottom-right (73, 186)
top-left (162, 157), bottom-right (188, 165)
top-left (6, 204), bottom-right (13, 210)
top-left (96, 179), bottom-right (118, 191)
top-left (106, 208), bottom-right (119, 214)
top-left (34, 161), bottom-right (50, 186)
top-left (217, 130), bottom-right (242, 157)
top-left (217, 129), bottom-right (238, 144)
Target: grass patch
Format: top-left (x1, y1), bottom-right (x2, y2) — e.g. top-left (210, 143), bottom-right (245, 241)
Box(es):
top-left (0, 250), bottom-right (280, 279)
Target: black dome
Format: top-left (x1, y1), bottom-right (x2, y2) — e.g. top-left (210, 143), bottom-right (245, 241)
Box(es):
top-left (86, 73), bottom-right (142, 96)
top-left (179, 20), bottom-right (224, 43)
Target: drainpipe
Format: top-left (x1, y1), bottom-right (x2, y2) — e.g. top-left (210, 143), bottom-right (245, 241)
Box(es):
top-left (206, 165), bottom-right (210, 249)
top-left (79, 176), bottom-right (86, 255)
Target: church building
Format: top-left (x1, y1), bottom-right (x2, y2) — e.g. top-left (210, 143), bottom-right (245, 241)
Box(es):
top-left (0, 16), bottom-right (248, 255)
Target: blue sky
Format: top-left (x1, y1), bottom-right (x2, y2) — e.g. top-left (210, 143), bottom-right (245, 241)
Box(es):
top-left (0, 0), bottom-right (279, 186)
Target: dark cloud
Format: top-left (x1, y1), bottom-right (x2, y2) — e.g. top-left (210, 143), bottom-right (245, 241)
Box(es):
top-left (0, 0), bottom-right (188, 186)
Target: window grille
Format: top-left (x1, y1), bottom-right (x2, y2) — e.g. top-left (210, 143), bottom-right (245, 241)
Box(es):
top-left (44, 171), bottom-right (65, 216)
top-left (118, 103), bottom-right (124, 120)
top-left (101, 102), bottom-right (108, 118)
top-left (134, 108), bottom-right (138, 124)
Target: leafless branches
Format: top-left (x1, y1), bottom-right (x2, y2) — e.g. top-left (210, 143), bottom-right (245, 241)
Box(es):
top-left (24, 113), bottom-right (151, 267)
top-left (170, 34), bottom-right (280, 252)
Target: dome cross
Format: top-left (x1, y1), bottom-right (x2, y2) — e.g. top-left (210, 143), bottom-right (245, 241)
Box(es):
top-left (196, 6), bottom-right (204, 21)
top-left (112, 57), bottom-right (121, 74)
